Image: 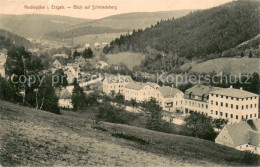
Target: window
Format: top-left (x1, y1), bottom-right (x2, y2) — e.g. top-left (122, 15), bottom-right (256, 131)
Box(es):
top-left (231, 97), bottom-right (233, 100)
top-left (236, 98), bottom-right (239, 101)
top-left (220, 112), bottom-right (223, 116)
top-left (216, 95), bottom-right (218, 97)
top-left (226, 103), bottom-right (228, 108)
top-left (221, 95), bottom-right (223, 98)
top-left (250, 104), bottom-right (252, 108)
top-left (225, 113), bottom-right (228, 118)
top-left (236, 115), bottom-right (238, 120)
top-left (231, 104), bottom-right (233, 108)
top-left (206, 105), bottom-right (208, 109)
top-left (246, 105), bottom-right (248, 109)
top-left (221, 102), bottom-right (223, 106)
top-left (216, 102), bottom-right (218, 106)
top-left (246, 115), bottom-right (248, 119)
top-left (202, 104), bottom-right (204, 108)
top-left (216, 111), bottom-right (218, 115)
top-left (255, 114), bottom-right (257, 118)
top-left (226, 96), bottom-right (228, 99)
top-left (250, 114), bottom-right (252, 118)
top-left (255, 104), bottom-right (257, 108)
top-left (211, 110), bottom-right (213, 114)
top-left (236, 105), bottom-right (238, 110)
top-left (242, 105), bottom-right (244, 110)
top-left (211, 100), bottom-right (213, 105)
top-left (231, 114), bottom-right (233, 118)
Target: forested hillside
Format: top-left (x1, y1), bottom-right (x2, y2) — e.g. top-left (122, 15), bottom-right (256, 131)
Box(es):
top-left (0, 29), bottom-right (32, 49)
top-left (44, 26), bottom-right (127, 39)
top-left (104, 0), bottom-right (260, 61)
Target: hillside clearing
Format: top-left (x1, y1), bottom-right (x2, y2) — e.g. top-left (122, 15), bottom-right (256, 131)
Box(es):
top-left (0, 100), bottom-right (257, 166)
top-left (186, 58), bottom-right (260, 74)
top-left (106, 52), bottom-right (146, 69)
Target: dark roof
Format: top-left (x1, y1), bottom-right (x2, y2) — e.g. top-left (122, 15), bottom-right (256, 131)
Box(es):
top-left (185, 84), bottom-right (222, 97)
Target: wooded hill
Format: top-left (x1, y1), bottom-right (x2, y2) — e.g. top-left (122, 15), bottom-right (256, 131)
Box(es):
top-left (104, 0), bottom-right (260, 61)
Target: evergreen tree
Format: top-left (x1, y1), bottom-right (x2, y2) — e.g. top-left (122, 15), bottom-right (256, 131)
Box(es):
top-left (71, 78), bottom-right (86, 111)
top-left (82, 48), bottom-right (94, 59)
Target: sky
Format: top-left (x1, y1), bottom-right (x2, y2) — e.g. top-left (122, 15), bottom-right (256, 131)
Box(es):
top-left (0, 0), bottom-right (233, 19)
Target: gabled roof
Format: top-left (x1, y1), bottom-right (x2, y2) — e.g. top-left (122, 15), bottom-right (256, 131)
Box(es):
top-left (224, 120), bottom-right (260, 146)
top-left (55, 88), bottom-right (72, 99)
top-left (158, 86), bottom-right (182, 98)
top-left (185, 84), bottom-right (222, 97)
top-left (53, 59), bottom-right (62, 66)
top-left (104, 74), bottom-right (133, 83)
top-left (210, 88), bottom-right (258, 98)
top-left (125, 82), bottom-right (159, 90)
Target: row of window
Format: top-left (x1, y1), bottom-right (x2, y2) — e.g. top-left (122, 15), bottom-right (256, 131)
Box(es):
top-left (210, 110), bottom-right (257, 119)
top-left (211, 101), bottom-right (257, 109)
top-left (212, 94), bottom-right (257, 101)
top-left (186, 101), bottom-right (208, 109)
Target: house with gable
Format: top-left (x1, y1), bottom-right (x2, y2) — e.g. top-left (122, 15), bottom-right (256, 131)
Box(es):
top-left (216, 120), bottom-right (260, 155)
top-left (153, 86), bottom-right (184, 112)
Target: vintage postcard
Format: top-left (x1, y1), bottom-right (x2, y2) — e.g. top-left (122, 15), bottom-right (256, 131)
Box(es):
top-left (0, 0), bottom-right (259, 166)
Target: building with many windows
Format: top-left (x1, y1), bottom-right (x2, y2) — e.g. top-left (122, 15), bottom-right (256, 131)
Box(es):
top-left (124, 82), bottom-right (159, 102)
top-left (209, 86), bottom-right (259, 123)
top-left (184, 84), bottom-right (221, 116)
top-left (184, 84), bottom-right (259, 123)
top-left (102, 74), bottom-right (133, 95)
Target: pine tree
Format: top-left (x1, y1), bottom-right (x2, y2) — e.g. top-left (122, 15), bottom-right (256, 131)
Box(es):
top-left (71, 78), bottom-right (86, 111)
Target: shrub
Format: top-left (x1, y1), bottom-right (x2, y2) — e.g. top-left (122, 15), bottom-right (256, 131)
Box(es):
top-left (242, 151), bottom-right (259, 165)
top-left (111, 133), bottom-right (149, 145)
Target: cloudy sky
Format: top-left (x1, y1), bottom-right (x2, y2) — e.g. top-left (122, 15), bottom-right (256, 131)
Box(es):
top-left (0, 0), bottom-right (233, 19)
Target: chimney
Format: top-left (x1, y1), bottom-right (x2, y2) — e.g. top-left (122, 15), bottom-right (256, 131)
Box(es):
top-left (230, 85), bottom-right (233, 88)
top-left (240, 87), bottom-right (243, 90)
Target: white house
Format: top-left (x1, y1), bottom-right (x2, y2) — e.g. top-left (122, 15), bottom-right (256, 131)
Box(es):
top-left (208, 86), bottom-right (259, 123)
top-left (124, 82), bottom-right (159, 102)
top-left (215, 120), bottom-right (260, 155)
top-left (184, 84), bottom-right (220, 116)
top-left (154, 86), bottom-right (184, 112)
top-left (56, 87), bottom-right (73, 108)
top-left (102, 74), bottom-right (133, 95)
top-left (0, 50), bottom-right (7, 78)
top-left (53, 59), bottom-right (62, 69)
top-left (184, 84), bottom-right (259, 123)
top-left (96, 61), bottom-right (109, 69)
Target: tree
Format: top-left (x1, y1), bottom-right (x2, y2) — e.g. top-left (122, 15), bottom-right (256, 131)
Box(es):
top-left (54, 69), bottom-right (68, 88)
top-left (71, 78), bottom-right (86, 111)
top-left (37, 76), bottom-right (60, 114)
top-left (183, 111), bottom-right (217, 141)
top-left (73, 49), bottom-right (80, 59)
top-left (240, 52), bottom-right (244, 57)
top-left (249, 51), bottom-right (253, 58)
top-left (130, 98), bottom-right (138, 112)
top-left (142, 98), bottom-right (162, 120)
top-left (114, 93), bottom-right (125, 104)
top-left (82, 48), bottom-right (93, 59)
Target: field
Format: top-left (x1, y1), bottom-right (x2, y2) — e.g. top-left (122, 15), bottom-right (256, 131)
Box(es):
top-left (185, 58), bottom-right (260, 74)
top-left (106, 52), bottom-right (146, 69)
top-left (0, 100), bottom-right (257, 166)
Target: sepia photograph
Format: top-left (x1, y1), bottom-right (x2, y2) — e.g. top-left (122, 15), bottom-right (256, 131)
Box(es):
top-left (0, 0), bottom-right (259, 166)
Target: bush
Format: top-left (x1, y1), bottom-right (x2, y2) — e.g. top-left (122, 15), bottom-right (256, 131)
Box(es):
top-left (242, 151), bottom-right (259, 165)
top-left (146, 119), bottom-right (172, 133)
top-left (96, 103), bottom-right (133, 124)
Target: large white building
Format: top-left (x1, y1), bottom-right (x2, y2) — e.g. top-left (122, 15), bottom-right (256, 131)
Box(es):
top-left (102, 74), bottom-right (133, 95)
top-left (209, 86), bottom-right (259, 123)
top-left (215, 120), bottom-right (260, 155)
top-left (184, 84), bottom-right (259, 123)
top-left (124, 82), bottom-right (159, 102)
top-left (154, 86), bottom-right (184, 112)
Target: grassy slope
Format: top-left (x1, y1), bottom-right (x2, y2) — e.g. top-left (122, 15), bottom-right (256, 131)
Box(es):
top-left (191, 58), bottom-right (260, 74)
top-left (0, 100), bottom-right (257, 166)
top-left (106, 52), bottom-right (146, 69)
